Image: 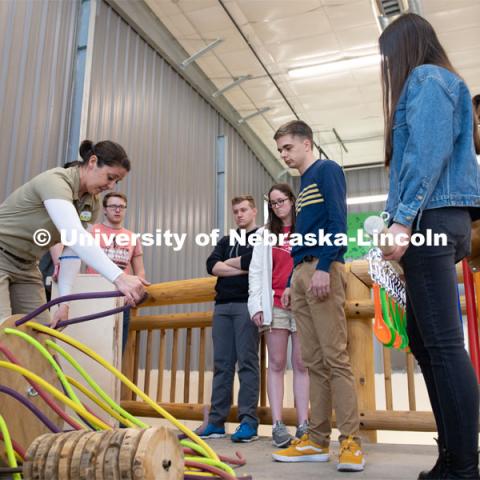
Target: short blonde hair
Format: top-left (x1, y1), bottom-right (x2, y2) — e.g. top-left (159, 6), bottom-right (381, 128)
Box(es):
top-left (231, 195), bottom-right (256, 209)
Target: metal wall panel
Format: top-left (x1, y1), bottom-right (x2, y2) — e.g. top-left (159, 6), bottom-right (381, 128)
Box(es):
top-left (345, 166), bottom-right (389, 214)
top-left (87, 1), bottom-right (278, 286)
top-left (0, 0), bottom-right (79, 201)
top-left (87, 2), bottom-right (219, 293)
top-left (345, 166), bottom-right (388, 197)
top-left (86, 2), bottom-right (277, 369)
top-left (220, 119), bottom-right (275, 229)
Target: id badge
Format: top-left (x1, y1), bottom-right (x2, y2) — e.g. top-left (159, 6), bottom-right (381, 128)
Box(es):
top-left (79, 210), bottom-right (92, 222)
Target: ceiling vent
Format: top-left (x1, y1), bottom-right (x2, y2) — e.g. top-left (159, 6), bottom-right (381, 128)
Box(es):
top-left (372, 0), bottom-right (422, 30)
top-left (377, 0), bottom-right (405, 16)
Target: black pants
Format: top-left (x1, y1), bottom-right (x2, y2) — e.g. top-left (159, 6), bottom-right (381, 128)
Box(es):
top-left (402, 208), bottom-right (479, 458)
top-left (122, 308), bottom-right (130, 353)
top-left (209, 302), bottom-right (260, 428)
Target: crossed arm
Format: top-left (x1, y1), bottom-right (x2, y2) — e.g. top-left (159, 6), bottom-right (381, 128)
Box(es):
top-left (206, 237), bottom-right (249, 277)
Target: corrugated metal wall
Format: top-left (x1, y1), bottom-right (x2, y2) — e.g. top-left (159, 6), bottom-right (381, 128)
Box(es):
top-left (0, 0), bottom-right (79, 201)
top-left (345, 166), bottom-right (389, 214)
top-left (86, 1), bottom-right (276, 368)
top-left (220, 119), bottom-right (275, 228)
top-left (87, 1), bottom-right (218, 290)
top-left (87, 1), bottom-right (276, 288)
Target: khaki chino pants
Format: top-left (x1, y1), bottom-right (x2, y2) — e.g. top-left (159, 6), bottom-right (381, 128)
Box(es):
top-left (0, 249), bottom-right (50, 325)
top-left (291, 259), bottom-right (359, 446)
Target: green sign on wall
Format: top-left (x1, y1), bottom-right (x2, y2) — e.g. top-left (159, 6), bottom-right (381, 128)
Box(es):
top-left (345, 211), bottom-right (381, 260)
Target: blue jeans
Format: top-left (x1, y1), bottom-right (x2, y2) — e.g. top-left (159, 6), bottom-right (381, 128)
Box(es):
top-left (209, 302), bottom-right (259, 428)
top-left (402, 208), bottom-right (479, 458)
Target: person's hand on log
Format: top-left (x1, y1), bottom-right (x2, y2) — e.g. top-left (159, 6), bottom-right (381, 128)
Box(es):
top-left (114, 273), bottom-right (150, 307)
top-left (50, 304), bottom-right (69, 329)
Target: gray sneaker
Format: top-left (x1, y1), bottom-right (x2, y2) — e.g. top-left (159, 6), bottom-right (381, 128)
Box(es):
top-left (295, 420), bottom-right (309, 439)
top-left (272, 421), bottom-right (292, 447)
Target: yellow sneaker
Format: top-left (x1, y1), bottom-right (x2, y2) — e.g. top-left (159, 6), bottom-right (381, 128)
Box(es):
top-left (272, 434), bottom-right (330, 463)
top-left (337, 436), bottom-right (365, 472)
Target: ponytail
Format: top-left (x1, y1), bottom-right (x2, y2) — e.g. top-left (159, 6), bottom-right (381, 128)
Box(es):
top-left (78, 140), bottom-right (131, 171)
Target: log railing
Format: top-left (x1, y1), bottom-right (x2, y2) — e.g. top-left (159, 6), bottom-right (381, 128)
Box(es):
top-left (121, 261), bottom-right (470, 440)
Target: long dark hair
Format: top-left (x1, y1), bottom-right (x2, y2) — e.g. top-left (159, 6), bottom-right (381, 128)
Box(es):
top-left (79, 140), bottom-right (131, 171)
top-left (379, 13), bottom-right (480, 165)
top-left (266, 183), bottom-right (296, 237)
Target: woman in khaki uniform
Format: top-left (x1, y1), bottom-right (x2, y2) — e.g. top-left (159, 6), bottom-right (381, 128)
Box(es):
top-left (0, 140), bottom-right (148, 327)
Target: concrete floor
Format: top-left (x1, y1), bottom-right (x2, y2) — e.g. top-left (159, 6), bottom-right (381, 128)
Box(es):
top-left (206, 437), bottom-right (436, 480)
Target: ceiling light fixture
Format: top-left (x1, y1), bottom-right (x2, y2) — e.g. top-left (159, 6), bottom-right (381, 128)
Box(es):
top-left (346, 193), bottom-right (388, 205)
top-left (238, 107), bottom-right (271, 124)
top-left (288, 54), bottom-right (381, 79)
top-left (212, 75), bottom-right (252, 98)
top-left (180, 38), bottom-right (223, 69)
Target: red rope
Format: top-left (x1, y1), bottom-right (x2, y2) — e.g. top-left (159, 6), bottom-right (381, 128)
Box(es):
top-left (462, 259), bottom-right (480, 382)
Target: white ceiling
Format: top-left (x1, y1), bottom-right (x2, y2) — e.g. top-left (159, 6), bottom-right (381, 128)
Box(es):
top-left (145, 0), bottom-right (480, 170)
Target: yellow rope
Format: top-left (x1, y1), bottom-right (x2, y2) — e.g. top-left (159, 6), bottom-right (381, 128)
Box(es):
top-left (0, 362), bottom-right (109, 431)
top-left (0, 414), bottom-right (21, 480)
top-left (28, 322), bottom-right (219, 461)
top-left (65, 375), bottom-right (136, 428)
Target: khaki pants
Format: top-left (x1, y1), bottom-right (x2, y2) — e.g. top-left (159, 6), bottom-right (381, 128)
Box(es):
top-left (0, 249), bottom-right (50, 325)
top-left (291, 260), bottom-right (359, 446)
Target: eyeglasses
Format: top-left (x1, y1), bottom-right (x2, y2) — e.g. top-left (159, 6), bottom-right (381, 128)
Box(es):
top-left (106, 204), bottom-right (127, 211)
top-left (269, 198), bottom-right (289, 208)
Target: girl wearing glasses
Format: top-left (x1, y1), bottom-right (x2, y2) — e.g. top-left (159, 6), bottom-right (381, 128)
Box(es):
top-left (0, 139), bottom-right (148, 328)
top-left (248, 183), bottom-right (309, 447)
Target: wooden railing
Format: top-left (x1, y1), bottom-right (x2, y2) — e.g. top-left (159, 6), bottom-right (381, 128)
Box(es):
top-left (120, 261), bottom-right (469, 441)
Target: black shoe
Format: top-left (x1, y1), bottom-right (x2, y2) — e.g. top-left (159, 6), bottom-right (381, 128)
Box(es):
top-left (418, 439), bottom-right (445, 479)
top-left (441, 450), bottom-right (479, 479)
top-left (419, 457), bottom-right (445, 479)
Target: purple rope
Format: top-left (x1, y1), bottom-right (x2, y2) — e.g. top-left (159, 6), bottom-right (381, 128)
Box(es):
top-left (15, 291), bottom-right (124, 326)
top-left (183, 475), bottom-right (252, 480)
top-left (184, 476), bottom-right (224, 480)
top-left (0, 384), bottom-right (60, 433)
top-left (0, 467), bottom-right (23, 474)
top-left (183, 476), bottom-right (218, 480)
top-left (56, 305), bottom-right (130, 328)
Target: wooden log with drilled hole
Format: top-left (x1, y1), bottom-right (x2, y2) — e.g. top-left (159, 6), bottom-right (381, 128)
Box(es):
top-left (22, 427), bottom-right (183, 480)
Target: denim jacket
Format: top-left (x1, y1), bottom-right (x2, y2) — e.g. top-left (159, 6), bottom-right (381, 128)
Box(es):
top-left (385, 64), bottom-right (480, 228)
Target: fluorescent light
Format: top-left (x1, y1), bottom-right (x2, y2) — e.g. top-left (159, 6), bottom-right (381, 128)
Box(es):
top-left (346, 193), bottom-right (387, 205)
top-left (288, 54), bottom-right (381, 79)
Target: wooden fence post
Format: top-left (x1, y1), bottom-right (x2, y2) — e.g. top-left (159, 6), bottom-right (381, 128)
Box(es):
top-left (345, 264), bottom-right (377, 443)
top-left (121, 308), bottom-right (138, 401)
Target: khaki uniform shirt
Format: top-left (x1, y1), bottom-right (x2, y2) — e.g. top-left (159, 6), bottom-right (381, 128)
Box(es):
top-left (0, 166), bottom-right (100, 262)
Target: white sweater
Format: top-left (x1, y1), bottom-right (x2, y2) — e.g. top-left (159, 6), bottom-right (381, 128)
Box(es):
top-left (248, 227), bottom-right (275, 326)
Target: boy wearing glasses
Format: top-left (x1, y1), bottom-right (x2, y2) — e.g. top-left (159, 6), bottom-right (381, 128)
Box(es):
top-left (86, 193), bottom-right (144, 275)
top-left (86, 192), bottom-right (145, 350)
